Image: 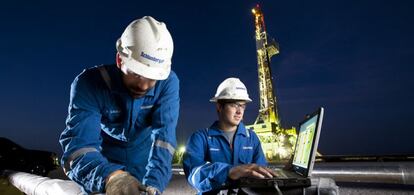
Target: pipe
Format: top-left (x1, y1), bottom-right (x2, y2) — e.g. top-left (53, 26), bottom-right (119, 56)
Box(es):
top-left (312, 162), bottom-right (414, 185)
top-left (5, 171), bottom-right (90, 195)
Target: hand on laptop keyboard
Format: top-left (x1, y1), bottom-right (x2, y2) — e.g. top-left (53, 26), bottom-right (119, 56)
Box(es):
top-left (228, 163), bottom-right (277, 180)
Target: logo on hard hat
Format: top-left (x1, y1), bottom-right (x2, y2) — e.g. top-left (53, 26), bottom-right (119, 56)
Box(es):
top-left (141, 51), bottom-right (165, 64)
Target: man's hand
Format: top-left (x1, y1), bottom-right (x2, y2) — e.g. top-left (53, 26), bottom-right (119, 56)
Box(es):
top-left (228, 163), bottom-right (276, 180)
top-left (105, 170), bottom-right (142, 195)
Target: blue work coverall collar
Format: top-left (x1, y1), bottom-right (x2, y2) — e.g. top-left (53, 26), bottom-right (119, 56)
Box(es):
top-left (107, 65), bottom-right (155, 97)
top-left (207, 121), bottom-right (248, 137)
top-left (207, 121), bottom-right (251, 166)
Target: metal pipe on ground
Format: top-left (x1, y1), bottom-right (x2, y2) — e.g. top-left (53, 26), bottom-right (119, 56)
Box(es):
top-left (4, 170), bottom-right (86, 195)
top-left (312, 162), bottom-right (414, 185)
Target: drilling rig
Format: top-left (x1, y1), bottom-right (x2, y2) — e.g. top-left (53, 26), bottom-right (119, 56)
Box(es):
top-left (246, 4), bottom-right (297, 162)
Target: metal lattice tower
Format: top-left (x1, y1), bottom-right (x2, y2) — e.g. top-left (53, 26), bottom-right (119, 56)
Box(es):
top-left (246, 4), bottom-right (297, 162)
top-left (252, 4), bottom-right (280, 127)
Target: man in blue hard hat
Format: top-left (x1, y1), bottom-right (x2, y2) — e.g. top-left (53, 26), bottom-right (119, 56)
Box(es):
top-left (59, 16), bottom-right (179, 195)
top-left (183, 78), bottom-right (275, 194)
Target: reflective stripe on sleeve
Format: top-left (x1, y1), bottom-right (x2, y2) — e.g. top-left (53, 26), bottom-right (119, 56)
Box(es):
top-left (190, 162), bottom-right (211, 186)
top-left (63, 147), bottom-right (99, 172)
top-left (140, 105), bottom-right (153, 109)
top-left (154, 140), bottom-right (175, 156)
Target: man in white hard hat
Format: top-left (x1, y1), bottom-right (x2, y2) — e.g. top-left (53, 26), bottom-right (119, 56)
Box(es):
top-left (59, 16), bottom-right (179, 195)
top-left (183, 78), bottom-right (275, 194)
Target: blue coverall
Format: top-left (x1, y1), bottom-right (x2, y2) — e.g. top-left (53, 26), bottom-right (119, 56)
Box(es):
top-left (183, 121), bottom-right (267, 194)
top-left (59, 64), bottom-right (179, 193)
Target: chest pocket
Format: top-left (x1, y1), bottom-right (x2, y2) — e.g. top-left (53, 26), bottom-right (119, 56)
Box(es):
top-left (137, 104), bottom-right (153, 127)
top-left (239, 145), bottom-right (254, 164)
top-left (100, 88), bottom-right (126, 124)
top-left (101, 106), bottom-right (126, 138)
top-left (208, 146), bottom-right (224, 162)
top-left (206, 136), bottom-right (231, 163)
top-left (102, 107), bottom-right (124, 124)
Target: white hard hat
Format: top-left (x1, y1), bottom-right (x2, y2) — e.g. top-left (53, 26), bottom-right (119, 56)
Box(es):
top-left (116, 16), bottom-right (174, 80)
top-left (210, 78), bottom-right (252, 102)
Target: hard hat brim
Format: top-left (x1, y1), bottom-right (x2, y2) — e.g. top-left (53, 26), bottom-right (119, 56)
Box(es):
top-left (209, 97), bottom-right (252, 102)
top-left (121, 55), bottom-right (171, 80)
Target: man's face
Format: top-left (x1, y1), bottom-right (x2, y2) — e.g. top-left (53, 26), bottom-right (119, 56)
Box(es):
top-left (217, 100), bottom-right (247, 127)
top-left (116, 53), bottom-right (157, 98)
top-left (121, 68), bottom-right (156, 99)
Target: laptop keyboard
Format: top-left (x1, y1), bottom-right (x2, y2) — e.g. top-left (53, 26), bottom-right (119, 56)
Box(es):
top-left (236, 169), bottom-right (311, 188)
top-left (273, 169), bottom-right (300, 178)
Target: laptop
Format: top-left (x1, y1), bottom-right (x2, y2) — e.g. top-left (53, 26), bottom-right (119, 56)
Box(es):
top-left (235, 107), bottom-right (324, 188)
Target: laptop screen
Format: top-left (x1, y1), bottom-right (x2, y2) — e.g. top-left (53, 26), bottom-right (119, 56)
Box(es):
top-left (291, 107), bottom-right (324, 176)
top-left (292, 114), bottom-right (318, 168)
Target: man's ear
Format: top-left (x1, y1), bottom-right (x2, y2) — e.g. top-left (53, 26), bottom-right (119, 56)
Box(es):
top-left (216, 103), bottom-right (222, 114)
top-left (116, 53), bottom-right (122, 69)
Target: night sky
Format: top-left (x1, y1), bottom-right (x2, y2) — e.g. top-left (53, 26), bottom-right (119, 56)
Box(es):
top-left (0, 0), bottom-right (413, 156)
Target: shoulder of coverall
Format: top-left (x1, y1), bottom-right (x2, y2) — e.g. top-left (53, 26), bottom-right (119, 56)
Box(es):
top-left (156, 69), bottom-right (180, 92)
top-left (70, 65), bottom-right (110, 95)
top-left (78, 64), bottom-right (136, 95)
